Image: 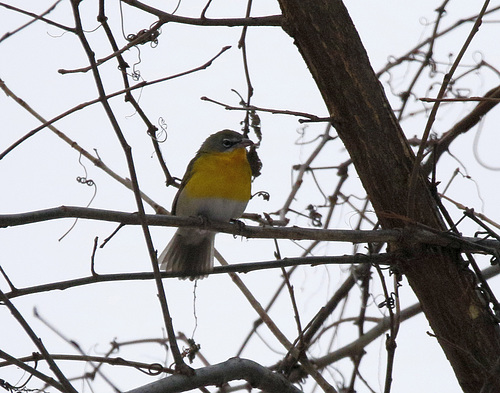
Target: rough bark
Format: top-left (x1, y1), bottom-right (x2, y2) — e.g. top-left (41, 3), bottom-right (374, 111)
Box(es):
top-left (277, 1), bottom-right (500, 391)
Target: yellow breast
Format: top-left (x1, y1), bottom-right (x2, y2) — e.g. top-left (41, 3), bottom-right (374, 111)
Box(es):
top-left (184, 148), bottom-right (252, 201)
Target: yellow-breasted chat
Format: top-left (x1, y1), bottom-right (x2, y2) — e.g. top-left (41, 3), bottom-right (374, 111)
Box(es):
top-left (159, 130), bottom-right (255, 280)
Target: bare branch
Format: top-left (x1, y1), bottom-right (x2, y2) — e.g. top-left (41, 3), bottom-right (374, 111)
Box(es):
top-left (215, 251), bottom-right (339, 392)
top-left (68, 0), bottom-right (186, 373)
top-left (0, 349), bottom-right (66, 392)
top-left (125, 358), bottom-right (302, 393)
top-left (0, 46), bottom-right (231, 161)
top-left (2, 206), bottom-right (500, 254)
top-left (376, 5), bottom-right (500, 77)
top-left (201, 95), bottom-right (332, 123)
top-left (58, 21), bottom-right (164, 75)
top-left (279, 126), bottom-right (335, 220)
top-left (0, 78), bottom-right (167, 214)
top-left (3, 253), bottom-right (397, 300)
top-left (121, 0), bottom-right (282, 27)
top-left (0, 353), bottom-right (173, 375)
top-left (0, 1), bottom-right (74, 38)
top-left (315, 302), bottom-right (421, 370)
top-left (408, 0), bottom-right (491, 217)
top-left (396, 0), bottom-right (449, 121)
top-left (0, 289), bottom-right (78, 393)
top-left (422, 84), bottom-right (500, 175)
top-left (315, 261), bottom-right (500, 371)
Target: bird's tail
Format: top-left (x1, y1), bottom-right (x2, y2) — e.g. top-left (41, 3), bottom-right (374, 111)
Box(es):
top-left (158, 228), bottom-right (215, 280)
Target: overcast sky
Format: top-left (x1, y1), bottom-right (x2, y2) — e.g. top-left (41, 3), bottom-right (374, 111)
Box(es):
top-left (1, 1), bottom-right (500, 393)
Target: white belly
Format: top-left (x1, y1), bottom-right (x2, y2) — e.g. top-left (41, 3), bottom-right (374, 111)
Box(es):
top-left (176, 196), bottom-right (248, 222)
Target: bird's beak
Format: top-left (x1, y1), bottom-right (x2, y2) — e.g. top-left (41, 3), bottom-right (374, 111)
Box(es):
top-left (239, 138), bottom-right (254, 148)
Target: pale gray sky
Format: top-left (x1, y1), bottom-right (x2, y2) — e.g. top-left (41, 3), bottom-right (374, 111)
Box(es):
top-left (1, 1), bottom-right (499, 392)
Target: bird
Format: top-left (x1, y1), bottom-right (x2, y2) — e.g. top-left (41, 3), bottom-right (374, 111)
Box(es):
top-left (158, 129), bottom-right (255, 280)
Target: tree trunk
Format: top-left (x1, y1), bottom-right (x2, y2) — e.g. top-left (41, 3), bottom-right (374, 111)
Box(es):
top-left (277, 1), bottom-right (500, 391)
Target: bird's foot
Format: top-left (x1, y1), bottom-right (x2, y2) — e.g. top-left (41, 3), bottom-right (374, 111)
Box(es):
top-left (230, 218), bottom-right (246, 234)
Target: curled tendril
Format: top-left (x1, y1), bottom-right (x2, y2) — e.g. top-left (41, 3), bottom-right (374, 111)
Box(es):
top-left (129, 69), bottom-right (141, 82)
top-left (59, 154), bottom-right (98, 241)
top-left (126, 28), bottom-right (160, 47)
top-left (418, 16), bottom-right (430, 26)
top-left (306, 204), bottom-right (323, 227)
top-left (148, 117), bottom-right (168, 143)
top-left (145, 363), bottom-right (165, 376)
top-left (378, 292), bottom-right (397, 310)
top-left (252, 191), bottom-right (270, 201)
top-left (0, 357), bottom-right (38, 392)
top-left (0, 379), bottom-right (14, 393)
top-left (76, 176), bottom-right (95, 187)
top-left (472, 50), bottom-right (485, 65)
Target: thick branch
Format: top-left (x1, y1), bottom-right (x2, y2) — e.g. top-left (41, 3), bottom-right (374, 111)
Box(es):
top-left (2, 206), bottom-right (500, 254)
top-left (125, 358), bottom-right (302, 393)
top-left (276, 1), bottom-right (500, 391)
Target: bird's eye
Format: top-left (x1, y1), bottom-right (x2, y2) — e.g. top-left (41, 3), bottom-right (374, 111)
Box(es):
top-left (222, 139), bottom-right (233, 148)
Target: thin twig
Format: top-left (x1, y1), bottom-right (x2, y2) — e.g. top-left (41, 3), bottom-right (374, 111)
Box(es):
top-left (121, 0), bottom-right (282, 27)
top-left (0, 289), bottom-right (77, 393)
top-left (376, 5), bottom-right (500, 77)
top-left (58, 20), bottom-right (164, 74)
top-left (238, 0), bottom-right (254, 135)
top-left (0, 1), bottom-right (73, 38)
top-left (97, 2), bottom-right (174, 186)
top-left (0, 349), bottom-right (66, 392)
top-left (34, 308), bottom-right (121, 392)
top-left (440, 194), bottom-right (500, 230)
top-left (0, 77), bottom-right (166, 213)
top-left (0, 46), bottom-right (231, 161)
top-left (279, 125), bottom-right (334, 220)
top-left (69, 0), bottom-right (186, 373)
top-left (0, 353), bottom-right (173, 375)
top-left (215, 250), bottom-right (338, 393)
top-left (201, 96), bottom-right (332, 123)
top-left (422, 84), bottom-right (500, 175)
top-left (397, 0), bottom-right (449, 121)
top-left (408, 0), bottom-right (491, 218)
top-left (420, 96), bottom-right (500, 102)
top-left (348, 267), bottom-right (372, 391)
